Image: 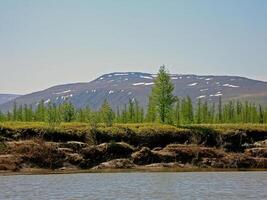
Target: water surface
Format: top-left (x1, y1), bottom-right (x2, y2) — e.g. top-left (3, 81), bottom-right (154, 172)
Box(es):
top-left (0, 172), bottom-right (266, 200)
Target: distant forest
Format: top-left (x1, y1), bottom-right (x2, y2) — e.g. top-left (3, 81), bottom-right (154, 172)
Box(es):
top-left (1, 66), bottom-right (267, 126)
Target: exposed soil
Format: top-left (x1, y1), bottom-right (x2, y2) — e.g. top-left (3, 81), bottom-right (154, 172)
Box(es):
top-left (0, 124), bottom-right (267, 173)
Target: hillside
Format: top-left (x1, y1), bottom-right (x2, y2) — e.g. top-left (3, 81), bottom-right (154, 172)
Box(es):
top-left (1, 72), bottom-right (267, 112)
top-left (0, 94), bottom-right (20, 105)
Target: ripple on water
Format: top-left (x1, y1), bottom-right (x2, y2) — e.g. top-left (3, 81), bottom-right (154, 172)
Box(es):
top-left (0, 172), bottom-right (266, 200)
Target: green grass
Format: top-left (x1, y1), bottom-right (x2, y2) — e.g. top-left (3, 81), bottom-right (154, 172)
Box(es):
top-left (1, 121), bottom-right (267, 134)
top-left (0, 122), bottom-right (266, 148)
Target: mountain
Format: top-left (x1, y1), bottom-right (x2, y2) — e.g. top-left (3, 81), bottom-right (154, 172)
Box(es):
top-left (1, 72), bottom-right (267, 112)
top-left (0, 94), bottom-right (21, 105)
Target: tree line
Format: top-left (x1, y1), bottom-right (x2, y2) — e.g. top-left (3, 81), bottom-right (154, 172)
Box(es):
top-left (1, 66), bottom-right (267, 126)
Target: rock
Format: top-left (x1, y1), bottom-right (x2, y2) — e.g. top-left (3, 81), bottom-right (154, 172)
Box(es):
top-left (66, 153), bottom-right (84, 165)
top-left (58, 167), bottom-right (67, 171)
top-left (19, 142), bottom-right (66, 169)
top-left (131, 147), bottom-right (174, 165)
top-left (254, 140), bottom-right (267, 148)
top-left (245, 148), bottom-right (267, 158)
top-left (241, 143), bottom-right (254, 149)
top-left (62, 141), bottom-right (88, 151)
top-left (92, 159), bottom-right (135, 169)
top-left (131, 145), bottom-right (225, 165)
top-left (0, 154), bottom-right (22, 171)
top-left (199, 158), bottom-right (224, 168)
top-left (159, 144), bottom-right (225, 163)
top-left (144, 162), bottom-right (184, 168)
top-left (253, 158), bottom-right (267, 168)
top-left (131, 147), bottom-right (160, 165)
top-left (80, 142), bottom-right (135, 168)
top-left (152, 147), bottom-right (163, 151)
top-left (58, 148), bottom-right (74, 154)
top-left (216, 154), bottom-right (258, 168)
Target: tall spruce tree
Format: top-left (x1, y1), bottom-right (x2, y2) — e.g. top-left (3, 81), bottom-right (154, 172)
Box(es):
top-left (150, 66), bottom-right (176, 123)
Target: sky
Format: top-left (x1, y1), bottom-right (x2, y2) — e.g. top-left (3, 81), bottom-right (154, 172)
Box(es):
top-left (0, 0), bottom-right (266, 94)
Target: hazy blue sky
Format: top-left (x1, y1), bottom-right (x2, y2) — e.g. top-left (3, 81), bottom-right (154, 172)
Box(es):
top-left (0, 0), bottom-right (266, 94)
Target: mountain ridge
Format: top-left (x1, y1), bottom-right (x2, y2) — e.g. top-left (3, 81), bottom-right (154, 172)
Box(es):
top-left (1, 72), bottom-right (267, 112)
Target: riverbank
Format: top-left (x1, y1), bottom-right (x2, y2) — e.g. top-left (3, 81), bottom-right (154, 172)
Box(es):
top-left (0, 122), bottom-right (267, 174)
top-left (1, 167), bottom-right (266, 176)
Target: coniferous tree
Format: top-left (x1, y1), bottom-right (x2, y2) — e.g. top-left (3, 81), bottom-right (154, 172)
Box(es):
top-left (47, 102), bottom-right (61, 127)
top-left (7, 111), bottom-right (12, 121)
top-left (12, 102), bottom-right (17, 121)
top-left (146, 95), bottom-right (156, 122)
top-left (181, 97), bottom-right (194, 124)
top-left (0, 110), bottom-right (4, 122)
top-left (89, 111), bottom-right (100, 129)
top-left (128, 98), bottom-right (135, 122)
top-left (173, 98), bottom-right (181, 126)
top-left (100, 99), bottom-right (114, 127)
top-left (259, 105), bottom-right (264, 124)
top-left (23, 104), bottom-right (33, 122)
top-left (150, 66), bottom-right (176, 123)
top-left (243, 101), bottom-right (249, 123)
top-left (115, 106), bottom-right (121, 123)
top-left (134, 100), bottom-right (140, 123)
top-left (139, 107), bottom-right (144, 123)
top-left (61, 102), bottom-right (75, 122)
top-left (187, 96), bottom-right (194, 124)
top-left (202, 101), bottom-right (208, 123)
top-left (209, 102), bottom-right (216, 124)
top-left (196, 99), bottom-right (202, 124)
top-left (35, 100), bottom-right (46, 121)
top-left (264, 107), bottom-right (267, 124)
top-left (77, 108), bottom-right (86, 122)
top-left (122, 104), bottom-right (128, 123)
top-left (218, 96), bottom-right (223, 123)
top-left (17, 105), bottom-right (23, 121)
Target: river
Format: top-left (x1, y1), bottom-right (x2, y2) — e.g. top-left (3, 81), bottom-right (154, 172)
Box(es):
top-left (0, 172), bottom-right (266, 200)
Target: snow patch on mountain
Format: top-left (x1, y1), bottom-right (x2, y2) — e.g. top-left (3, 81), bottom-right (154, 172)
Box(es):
top-left (197, 95), bottom-right (206, 99)
top-left (188, 83), bottom-right (198, 86)
top-left (140, 75), bottom-right (153, 79)
top-left (223, 84), bottom-right (239, 88)
top-left (114, 73), bottom-right (128, 76)
top-left (54, 90), bottom-right (71, 95)
top-left (44, 99), bottom-right (51, 104)
top-left (144, 82), bottom-right (154, 86)
top-left (200, 88), bottom-right (209, 92)
top-left (133, 82), bottom-right (145, 86)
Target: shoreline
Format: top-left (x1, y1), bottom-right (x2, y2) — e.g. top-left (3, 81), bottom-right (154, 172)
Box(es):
top-left (1, 167), bottom-right (266, 176)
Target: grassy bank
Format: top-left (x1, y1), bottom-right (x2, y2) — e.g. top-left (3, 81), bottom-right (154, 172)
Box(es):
top-left (1, 122), bottom-right (267, 147)
top-left (0, 122), bottom-right (266, 172)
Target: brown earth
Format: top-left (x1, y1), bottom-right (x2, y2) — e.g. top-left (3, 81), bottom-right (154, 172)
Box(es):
top-left (1, 124), bottom-right (267, 173)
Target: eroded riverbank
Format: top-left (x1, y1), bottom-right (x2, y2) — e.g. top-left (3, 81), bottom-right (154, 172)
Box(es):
top-left (0, 123), bottom-right (267, 173)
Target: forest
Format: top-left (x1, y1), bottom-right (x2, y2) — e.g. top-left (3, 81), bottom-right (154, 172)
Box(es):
top-left (0, 66), bottom-right (267, 127)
